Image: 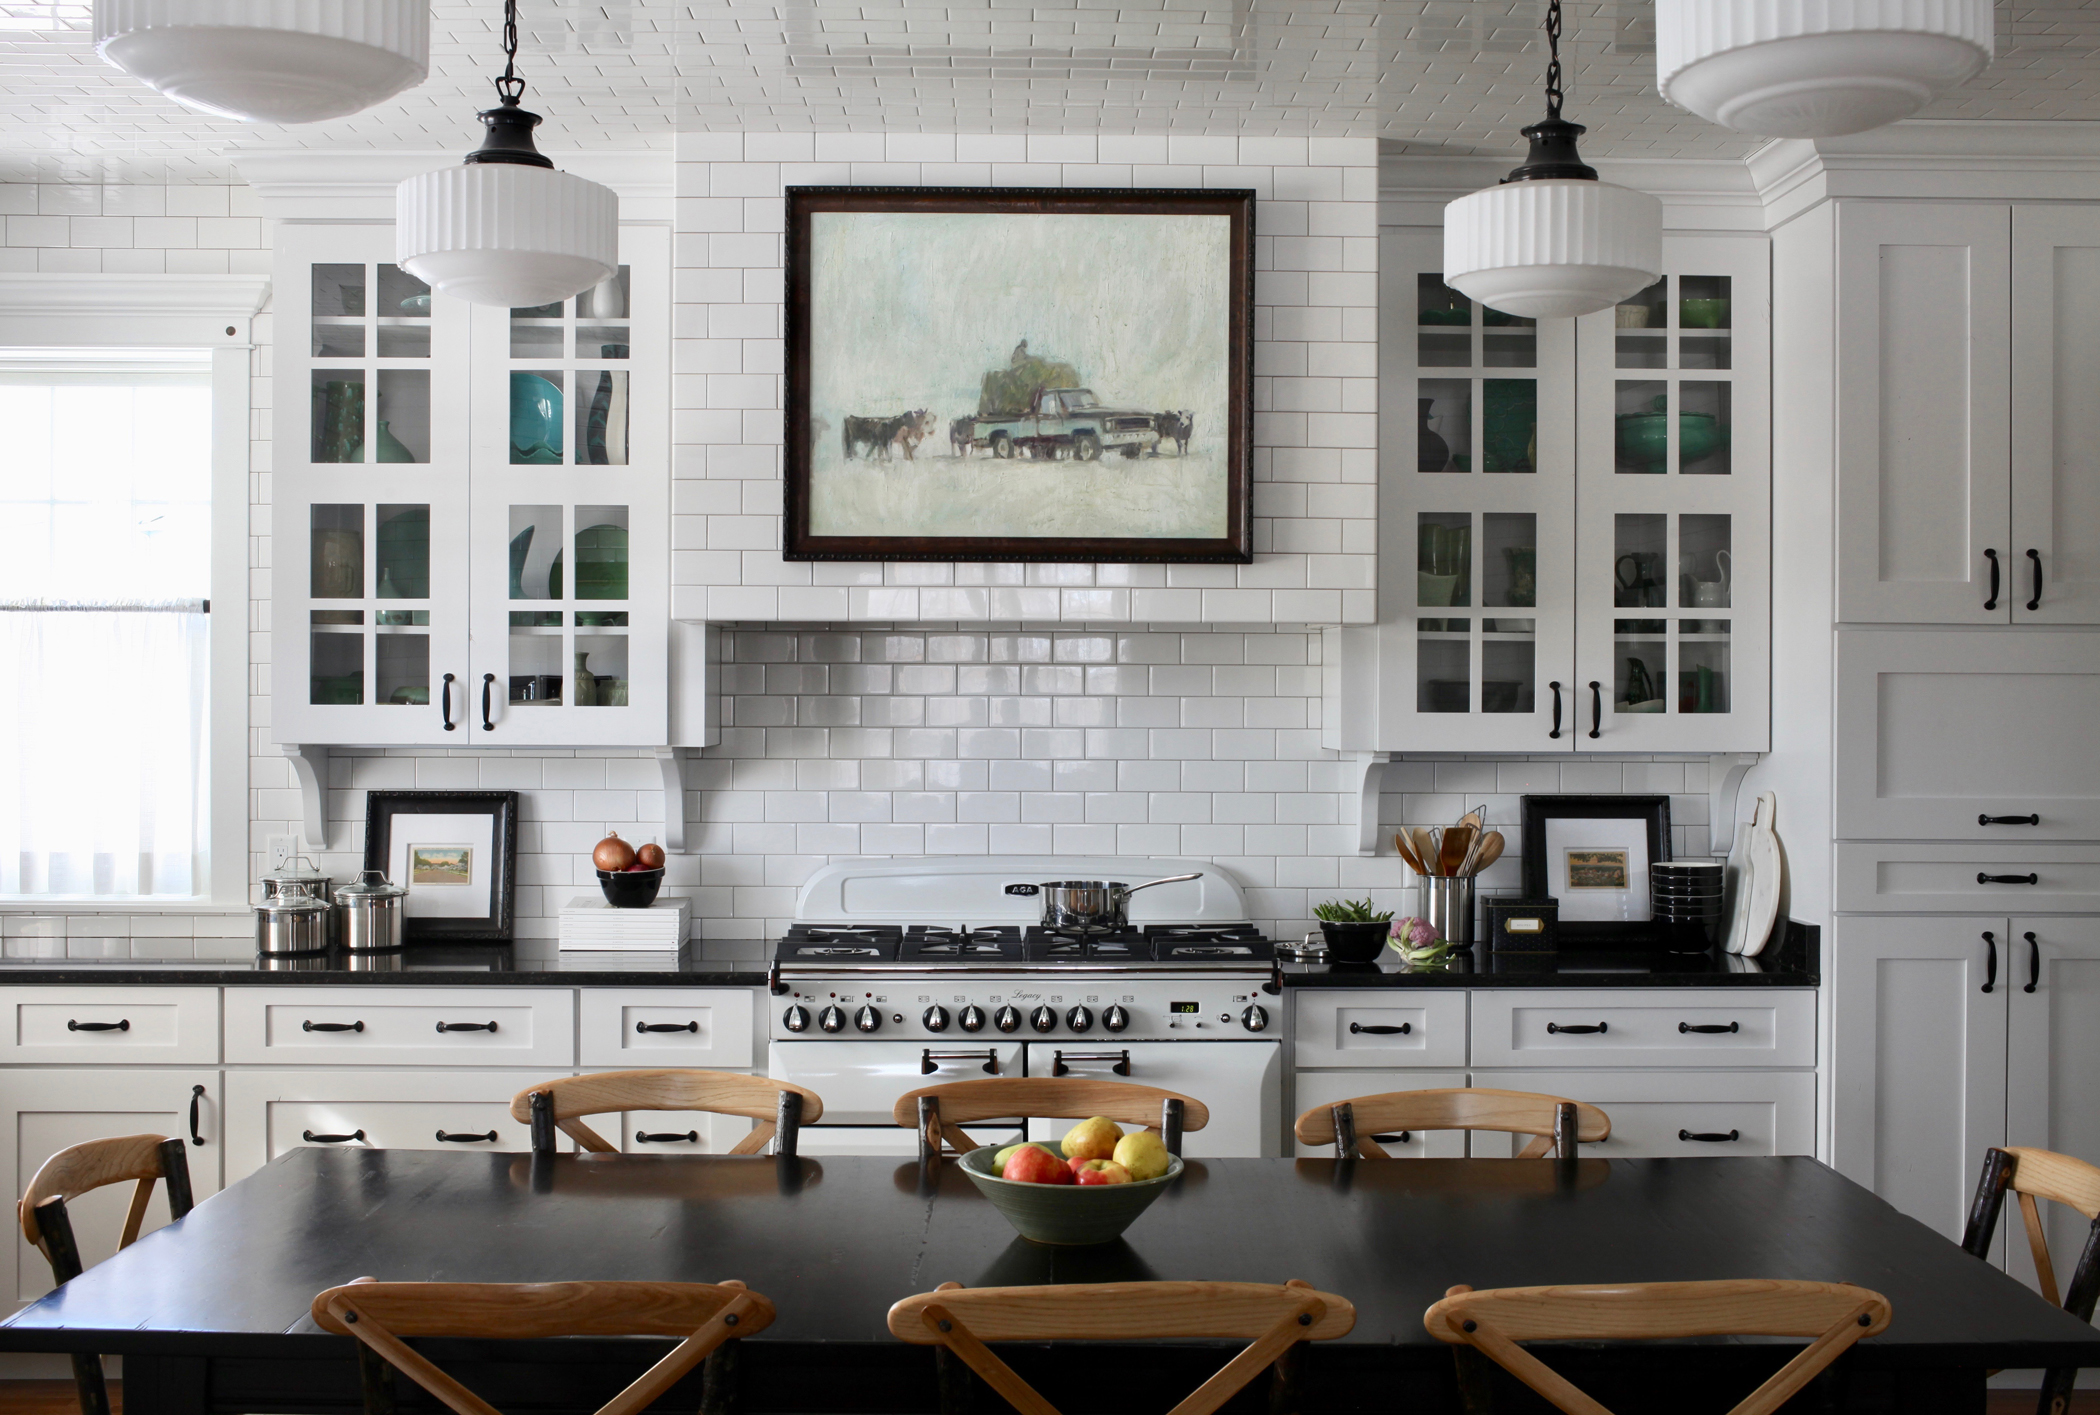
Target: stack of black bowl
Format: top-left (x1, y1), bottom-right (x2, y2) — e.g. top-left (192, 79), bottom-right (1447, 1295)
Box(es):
top-left (1652, 860), bottom-right (1725, 952)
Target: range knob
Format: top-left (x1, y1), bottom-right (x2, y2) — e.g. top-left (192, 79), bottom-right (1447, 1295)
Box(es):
top-left (1066, 1005), bottom-right (1094, 1033)
top-left (854, 1005), bottom-right (882, 1033)
top-left (993, 1005), bottom-right (1021, 1033)
top-left (783, 1005), bottom-right (811, 1033)
top-left (1030, 1005), bottom-right (1057, 1034)
top-left (923, 1005), bottom-right (951, 1033)
top-left (817, 1005), bottom-right (846, 1034)
top-left (1241, 1003), bottom-right (1271, 1033)
top-left (959, 1004), bottom-right (987, 1033)
top-left (1103, 1004), bottom-right (1130, 1033)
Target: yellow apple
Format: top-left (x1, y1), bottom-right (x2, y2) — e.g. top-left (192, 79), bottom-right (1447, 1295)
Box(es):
top-left (1061, 1115), bottom-right (1124, 1162)
top-left (1113, 1131), bottom-right (1171, 1181)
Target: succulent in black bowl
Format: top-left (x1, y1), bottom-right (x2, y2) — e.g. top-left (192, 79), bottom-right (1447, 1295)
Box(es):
top-left (1313, 897), bottom-right (1394, 963)
top-left (597, 867), bottom-right (664, 909)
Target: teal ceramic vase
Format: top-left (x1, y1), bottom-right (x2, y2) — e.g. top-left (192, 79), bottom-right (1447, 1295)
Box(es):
top-left (573, 651), bottom-right (597, 707)
top-left (315, 380), bottom-right (363, 463)
top-left (1615, 395), bottom-right (1726, 474)
top-left (374, 420), bottom-right (413, 463)
top-left (1482, 380), bottom-right (1536, 474)
top-left (508, 525), bottom-right (535, 599)
top-left (375, 507), bottom-right (429, 599)
top-left (509, 372), bottom-right (563, 464)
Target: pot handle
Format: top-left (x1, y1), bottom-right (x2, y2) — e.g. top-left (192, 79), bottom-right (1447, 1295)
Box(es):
top-left (1124, 872), bottom-right (1204, 895)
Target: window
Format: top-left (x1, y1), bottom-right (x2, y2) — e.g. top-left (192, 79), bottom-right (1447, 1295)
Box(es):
top-left (0, 350), bottom-right (214, 896)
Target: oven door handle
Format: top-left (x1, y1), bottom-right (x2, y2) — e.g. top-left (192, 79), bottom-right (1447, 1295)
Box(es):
top-left (922, 1048), bottom-right (999, 1076)
top-left (1051, 1049), bottom-right (1131, 1078)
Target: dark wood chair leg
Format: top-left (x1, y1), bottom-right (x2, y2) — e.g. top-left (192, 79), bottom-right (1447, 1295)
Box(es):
top-left (157, 1136), bottom-right (196, 1220)
top-left (529, 1087), bottom-right (557, 1155)
top-left (775, 1089), bottom-right (802, 1159)
top-left (1450, 1345), bottom-right (1496, 1415)
top-left (1162, 1096), bottom-right (1185, 1157)
top-left (68, 1353), bottom-right (112, 1415)
top-left (2037, 1214), bottom-right (2100, 1415)
top-left (1332, 1101), bottom-right (1358, 1160)
top-left (1964, 1147), bottom-right (2017, 1259)
top-left (354, 1341), bottom-right (399, 1415)
top-left (934, 1343), bottom-right (973, 1415)
top-left (1266, 1338), bottom-right (1300, 1415)
top-left (918, 1094), bottom-right (942, 1165)
top-left (701, 1335), bottom-right (741, 1415)
top-left (1552, 1101), bottom-right (1578, 1161)
top-left (35, 1198), bottom-right (110, 1415)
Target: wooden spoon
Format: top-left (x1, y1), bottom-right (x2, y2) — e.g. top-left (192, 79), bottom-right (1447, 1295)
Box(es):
top-left (1392, 832), bottom-right (1428, 876)
top-left (1469, 831), bottom-right (1505, 876)
top-left (1410, 827), bottom-right (1442, 876)
top-left (1438, 825), bottom-right (1474, 877)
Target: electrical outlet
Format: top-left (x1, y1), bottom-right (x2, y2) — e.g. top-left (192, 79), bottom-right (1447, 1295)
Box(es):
top-left (267, 835), bottom-right (300, 872)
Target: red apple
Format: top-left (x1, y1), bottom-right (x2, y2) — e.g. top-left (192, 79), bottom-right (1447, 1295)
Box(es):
top-left (1072, 1159), bottom-right (1132, 1185)
top-left (1003, 1145), bottom-right (1076, 1185)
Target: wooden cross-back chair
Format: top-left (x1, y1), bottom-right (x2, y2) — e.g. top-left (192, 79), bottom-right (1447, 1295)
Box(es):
top-left (511, 1069), bottom-right (823, 1157)
top-left (1962, 1145), bottom-right (2100, 1415)
top-left (314, 1278), bottom-right (775, 1415)
top-left (19, 1134), bottom-right (197, 1415)
top-left (1294, 1088), bottom-right (1611, 1160)
top-left (890, 1280), bottom-right (1355, 1415)
top-left (891, 1077), bottom-right (1209, 1165)
top-left (1425, 1279), bottom-right (1891, 1415)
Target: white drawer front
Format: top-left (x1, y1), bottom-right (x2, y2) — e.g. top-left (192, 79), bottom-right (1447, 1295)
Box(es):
top-left (1469, 1069), bottom-right (1815, 1157)
top-left (1835, 842), bottom-right (2100, 913)
top-left (610, 1109), bottom-right (756, 1155)
top-left (1291, 990), bottom-right (1467, 1069)
top-left (1468, 990), bottom-right (1816, 1069)
top-left (222, 1069), bottom-right (548, 1180)
top-left (224, 988), bottom-right (575, 1067)
top-left (1288, 1069), bottom-right (1469, 1158)
top-left (578, 988), bottom-right (755, 1068)
top-left (0, 987), bottom-right (219, 1064)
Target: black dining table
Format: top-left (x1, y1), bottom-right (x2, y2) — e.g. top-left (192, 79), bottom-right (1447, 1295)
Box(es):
top-left (5, 1147), bottom-right (2095, 1415)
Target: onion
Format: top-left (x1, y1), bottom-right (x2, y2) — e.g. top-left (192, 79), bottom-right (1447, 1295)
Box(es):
top-left (636, 843), bottom-right (665, 870)
top-left (592, 832), bottom-right (636, 872)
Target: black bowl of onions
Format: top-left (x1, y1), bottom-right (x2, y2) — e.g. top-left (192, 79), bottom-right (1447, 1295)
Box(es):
top-left (592, 832), bottom-right (666, 908)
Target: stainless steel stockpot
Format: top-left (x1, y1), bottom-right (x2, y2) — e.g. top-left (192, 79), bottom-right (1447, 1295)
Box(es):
top-left (334, 870), bottom-right (409, 951)
top-left (260, 858), bottom-right (338, 949)
top-left (253, 879), bottom-right (331, 956)
top-left (1002, 873), bottom-right (1203, 932)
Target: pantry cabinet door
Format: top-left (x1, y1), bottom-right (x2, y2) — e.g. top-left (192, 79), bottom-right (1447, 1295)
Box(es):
top-left (2011, 205), bottom-right (2100, 625)
top-left (2005, 917), bottom-right (2100, 1291)
top-left (1836, 203), bottom-right (2011, 624)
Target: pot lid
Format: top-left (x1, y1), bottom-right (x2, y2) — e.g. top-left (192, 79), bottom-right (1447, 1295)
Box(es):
top-left (334, 869), bottom-right (409, 903)
top-left (255, 879), bottom-right (330, 915)
top-left (260, 853), bottom-right (329, 885)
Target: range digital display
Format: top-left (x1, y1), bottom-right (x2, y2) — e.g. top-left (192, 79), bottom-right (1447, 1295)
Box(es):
top-left (1169, 1001), bottom-right (1199, 1014)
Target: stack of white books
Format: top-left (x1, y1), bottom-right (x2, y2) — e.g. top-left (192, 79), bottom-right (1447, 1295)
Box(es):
top-left (558, 895), bottom-right (691, 951)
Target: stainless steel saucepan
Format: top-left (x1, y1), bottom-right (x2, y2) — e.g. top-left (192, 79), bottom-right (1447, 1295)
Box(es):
top-left (1003, 873), bottom-right (1203, 932)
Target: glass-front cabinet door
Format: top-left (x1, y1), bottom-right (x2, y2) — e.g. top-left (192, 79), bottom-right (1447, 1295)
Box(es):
top-left (273, 224), bottom-right (472, 744)
top-left (468, 225), bottom-right (668, 745)
top-left (1575, 235), bottom-right (1770, 752)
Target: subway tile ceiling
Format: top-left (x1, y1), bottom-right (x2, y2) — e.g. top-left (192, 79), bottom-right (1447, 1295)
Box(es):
top-left (0, 1), bottom-right (2096, 183)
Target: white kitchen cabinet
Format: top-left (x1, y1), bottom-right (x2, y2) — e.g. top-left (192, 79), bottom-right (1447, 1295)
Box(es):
top-left (2004, 918), bottom-right (2100, 1295)
top-left (0, 987), bottom-right (219, 1065)
top-left (1290, 989), bottom-right (1467, 1069)
top-left (577, 988), bottom-right (756, 1069)
top-left (221, 1069), bottom-right (547, 1181)
top-left (1834, 630), bottom-right (2100, 841)
top-left (1288, 1069), bottom-right (1469, 1158)
top-left (1468, 989), bottom-right (1815, 1070)
top-left (1467, 1068), bottom-right (1814, 1159)
top-left (1, 1069), bottom-right (223, 1312)
top-left (2011, 206), bottom-right (2100, 625)
top-left (1327, 228), bottom-right (1770, 753)
top-left (223, 986), bottom-right (577, 1068)
top-left (1835, 843), bottom-right (2100, 914)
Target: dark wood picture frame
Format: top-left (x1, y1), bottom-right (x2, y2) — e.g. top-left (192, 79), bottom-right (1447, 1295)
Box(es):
top-left (362, 791), bottom-right (519, 941)
top-left (1519, 795), bottom-right (1673, 946)
top-left (783, 186), bottom-right (1255, 563)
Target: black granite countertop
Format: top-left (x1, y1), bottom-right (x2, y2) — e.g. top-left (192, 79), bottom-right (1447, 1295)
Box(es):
top-left (1279, 921), bottom-right (1818, 988)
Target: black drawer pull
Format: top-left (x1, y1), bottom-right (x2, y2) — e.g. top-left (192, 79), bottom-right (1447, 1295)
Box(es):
top-left (435, 1130), bottom-right (497, 1144)
top-left (637, 1021), bottom-right (699, 1034)
top-left (2027, 931), bottom-right (2041, 994)
top-left (1052, 1049), bottom-right (1130, 1078)
top-left (302, 1020), bottom-right (364, 1033)
top-left (302, 1129), bottom-right (366, 1144)
top-left (481, 672), bottom-right (496, 731)
top-left (1588, 680), bottom-right (1602, 739)
top-left (1978, 873), bottom-right (2039, 886)
top-left (1678, 1022), bottom-right (1739, 1035)
top-left (1547, 1022), bottom-right (1608, 1035)
top-left (1371, 1132), bottom-right (1412, 1144)
top-left (1979, 813), bottom-right (2040, 826)
top-left (1678, 1129), bottom-right (1740, 1143)
top-left (2028, 547), bottom-right (2043, 610)
top-left (1349, 1023), bottom-right (1412, 1035)
top-left (440, 672), bottom-right (456, 731)
top-left (435, 1021), bottom-right (498, 1033)
top-left (1548, 681), bottom-right (1562, 739)
top-left (67, 1019), bottom-right (129, 1032)
top-left (1983, 931), bottom-right (1998, 994)
top-left (188, 1084), bottom-right (205, 1146)
top-left (922, 1048), bottom-right (999, 1075)
top-left (636, 1131), bottom-right (699, 1144)
top-left (1985, 547), bottom-right (2001, 609)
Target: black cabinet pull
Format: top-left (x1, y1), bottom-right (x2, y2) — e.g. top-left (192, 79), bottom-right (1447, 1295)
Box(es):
top-left (1982, 931), bottom-right (1998, 994)
top-left (440, 672), bottom-right (456, 731)
top-left (302, 1129), bottom-right (365, 1144)
top-left (66, 1019), bottom-right (129, 1032)
top-left (1678, 1129), bottom-right (1740, 1143)
top-left (1979, 813), bottom-right (2040, 826)
top-left (922, 1048), bottom-right (999, 1075)
top-left (1052, 1048), bottom-right (1130, 1077)
top-left (435, 1021), bottom-right (498, 1033)
top-left (1588, 681), bottom-right (1602, 738)
top-left (188, 1084), bottom-right (205, 1146)
top-left (2026, 931), bottom-right (2041, 994)
top-left (1547, 1022), bottom-right (1608, 1035)
top-left (435, 1130), bottom-right (497, 1144)
top-left (2028, 548), bottom-right (2043, 610)
top-left (1548, 681), bottom-right (1562, 739)
top-left (1678, 1021), bottom-right (1739, 1034)
top-left (1984, 547), bottom-right (2000, 609)
top-left (636, 1021), bottom-right (699, 1034)
top-left (302, 1020), bottom-right (364, 1033)
top-left (636, 1131), bottom-right (699, 1144)
top-left (1370, 1133), bottom-right (1412, 1144)
top-left (1349, 1022), bottom-right (1412, 1035)
top-left (481, 672), bottom-right (496, 731)
top-left (1978, 873), bottom-right (2039, 886)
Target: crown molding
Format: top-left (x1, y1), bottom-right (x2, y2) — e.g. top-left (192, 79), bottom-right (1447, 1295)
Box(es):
top-left (1380, 154), bottom-right (1767, 233)
top-left (1752, 121), bottom-right (2100, 228)
top-left (233, 149), bottom-right (675, 222)
top-left (0, 272), bottom-right (269, 345)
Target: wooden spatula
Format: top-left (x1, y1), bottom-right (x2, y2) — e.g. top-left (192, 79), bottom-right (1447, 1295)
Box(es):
top-left (1468, 831), bottom-right (1505, 876)
top-left (1439, 825), bottom-right (1474, 877)
top-left (1392, 832), bottom-right (1428, 875)
top-left (1410, 827), bottom-right (1442, 876)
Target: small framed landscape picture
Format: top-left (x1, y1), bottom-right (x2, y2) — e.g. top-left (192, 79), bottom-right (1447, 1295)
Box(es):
top-left (1520, 795), bottom-right (1672, 943)
top-left (363, 791), bottom-right (519, 941)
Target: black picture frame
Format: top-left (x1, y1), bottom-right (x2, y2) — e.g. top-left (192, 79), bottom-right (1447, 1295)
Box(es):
top-left (362, 791), bottom-right (519, 941)
top-left (783, 185), bottom-right (1255, 563)
top-left (1519, 795), bottom-right (1673, 946)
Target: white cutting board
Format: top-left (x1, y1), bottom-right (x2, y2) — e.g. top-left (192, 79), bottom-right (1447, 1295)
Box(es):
top-left (1739, 792), bottom-right (1783, 957)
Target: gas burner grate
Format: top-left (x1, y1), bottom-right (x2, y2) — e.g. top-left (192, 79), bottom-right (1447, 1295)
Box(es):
top-left (899, 925), bottom-right (1027, 963)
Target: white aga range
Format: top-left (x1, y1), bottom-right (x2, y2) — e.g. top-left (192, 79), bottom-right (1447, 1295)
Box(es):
top-left (765, 857), bottom-right (1283, 1157)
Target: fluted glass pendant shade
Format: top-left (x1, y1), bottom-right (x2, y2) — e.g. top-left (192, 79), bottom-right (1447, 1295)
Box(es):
top-left (93, 0), bottom-right (428, 123)
top-left (1658, 0), bottom-right (1994, 138)
top-left (1444, 175), bottom-right (1663, 321)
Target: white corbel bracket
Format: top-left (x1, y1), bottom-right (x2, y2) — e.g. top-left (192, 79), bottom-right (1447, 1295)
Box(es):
top-left (1708, 753), bottom-right (1759, 854)
top-left (282, 744), bottom-right (330, 850)
top-left (654, 747), bottom-right (689, 852)
top-left (1345, 751), bottom-right (1391, 857)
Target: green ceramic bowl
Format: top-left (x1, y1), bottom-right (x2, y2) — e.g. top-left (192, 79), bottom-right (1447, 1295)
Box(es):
top-left (958, 1146), bottom-right (1183, 1246)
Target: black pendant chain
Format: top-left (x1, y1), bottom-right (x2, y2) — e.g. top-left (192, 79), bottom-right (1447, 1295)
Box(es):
top-left (1543, 0), bottom-right (1564, 122)
top-left (495, 0), bottom-right (526, 106)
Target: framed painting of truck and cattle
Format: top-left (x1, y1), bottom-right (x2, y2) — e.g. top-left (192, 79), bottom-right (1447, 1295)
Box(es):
top-left (783, 187), bottom-right (1254, 562)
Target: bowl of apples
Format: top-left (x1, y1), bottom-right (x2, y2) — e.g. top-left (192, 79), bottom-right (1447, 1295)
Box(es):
top-left (593, 832), bottom-right (665, 908)
top-left (958, 1117), bottom-right (1184, 1246)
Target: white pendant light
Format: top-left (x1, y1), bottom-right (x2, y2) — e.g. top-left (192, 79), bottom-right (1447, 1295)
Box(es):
top-left (93, 0), bottom-right (428, 124)
top-left (1443, 0), bottom-right (1662, 321)
top-left (395, 0), bottom-right (617, 310)
top-left (1658, 0), bottom-right (1994, 139)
